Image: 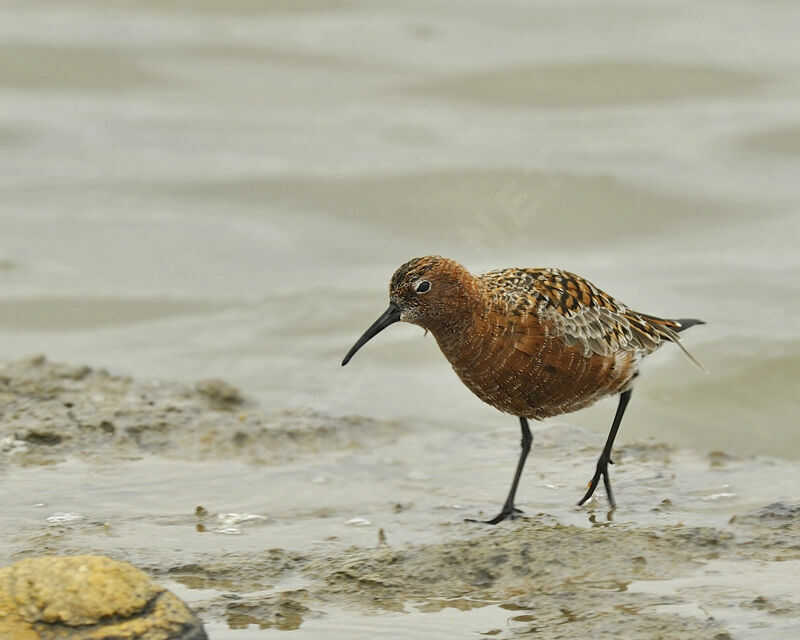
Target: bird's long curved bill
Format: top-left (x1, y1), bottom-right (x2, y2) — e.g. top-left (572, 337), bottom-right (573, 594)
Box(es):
top-left (341, 303), bottom-right (401, 366)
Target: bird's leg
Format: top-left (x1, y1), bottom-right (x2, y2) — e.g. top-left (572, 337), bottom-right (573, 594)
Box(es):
top-left (480, 417), bottom-right (533, 525)
top-left (578, 389), bottom-right (632, 508)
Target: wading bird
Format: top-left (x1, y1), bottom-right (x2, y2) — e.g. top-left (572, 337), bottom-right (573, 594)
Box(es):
top-left (342, 256), bottom-right (704, 524)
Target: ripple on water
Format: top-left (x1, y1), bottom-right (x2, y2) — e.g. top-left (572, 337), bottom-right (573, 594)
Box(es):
top-left (411, 61), bottom-right (771, 108)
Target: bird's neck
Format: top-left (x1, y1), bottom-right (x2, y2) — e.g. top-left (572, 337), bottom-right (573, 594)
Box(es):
top-left (426, 276), bottom-right (488, 357)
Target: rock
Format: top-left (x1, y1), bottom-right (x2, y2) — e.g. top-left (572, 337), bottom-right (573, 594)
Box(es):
top-left (0, 555), bottom-right (207, 639)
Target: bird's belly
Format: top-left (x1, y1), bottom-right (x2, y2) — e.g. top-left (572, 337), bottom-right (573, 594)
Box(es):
top-left (447, 338), bottom-right (637, 420)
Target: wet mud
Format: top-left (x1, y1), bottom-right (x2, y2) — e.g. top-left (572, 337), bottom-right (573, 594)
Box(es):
top-left (0, 355), bottom-right (396, 468)
top-left (2, 356), bottom-right (799, 638)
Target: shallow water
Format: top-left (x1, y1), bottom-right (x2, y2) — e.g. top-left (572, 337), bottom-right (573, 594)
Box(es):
top-left (1, 0), bottom-right (799, 637)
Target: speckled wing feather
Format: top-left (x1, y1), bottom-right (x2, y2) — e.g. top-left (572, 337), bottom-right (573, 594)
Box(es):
top-left (480, 268), bottom-right (705, 370)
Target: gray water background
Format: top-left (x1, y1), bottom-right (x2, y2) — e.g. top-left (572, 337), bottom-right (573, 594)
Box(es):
top-left (1, 0), bottom-right (798, 456)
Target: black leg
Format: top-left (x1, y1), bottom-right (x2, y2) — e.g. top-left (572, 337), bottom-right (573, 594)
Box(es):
top-left (481, 417), bottom-right (533, 525)
top-left (578, 389), bottom-right (632, 508)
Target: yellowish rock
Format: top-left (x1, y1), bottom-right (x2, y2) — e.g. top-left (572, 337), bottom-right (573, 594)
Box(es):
top-left (0, 555), bottom-right (206, 640)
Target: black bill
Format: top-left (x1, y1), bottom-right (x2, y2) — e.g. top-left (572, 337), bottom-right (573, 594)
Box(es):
top-left (341, 303), bottom-right (401, 366)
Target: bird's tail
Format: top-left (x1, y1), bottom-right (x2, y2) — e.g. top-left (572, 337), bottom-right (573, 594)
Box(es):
top-left (641, 315), bottom-right (707, 373)
top-left (672, 318), bottom-right (706, 333)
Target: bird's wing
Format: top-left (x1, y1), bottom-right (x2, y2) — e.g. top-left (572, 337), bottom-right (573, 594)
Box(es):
top-left (481, 268), bottom-right (701, 367)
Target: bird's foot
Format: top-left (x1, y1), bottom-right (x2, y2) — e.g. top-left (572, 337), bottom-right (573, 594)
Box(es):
top-left (577, 458), bottom-right (616, 508)
top-left (466, 505), bottom-right (522, 525)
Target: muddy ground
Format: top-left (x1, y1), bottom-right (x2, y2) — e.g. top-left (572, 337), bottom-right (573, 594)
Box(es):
top-left (1, 356), bottom-right (799, 639)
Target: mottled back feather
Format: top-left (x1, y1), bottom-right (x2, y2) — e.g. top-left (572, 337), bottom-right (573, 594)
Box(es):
top-left (479, 268), bottom-right (705, 371)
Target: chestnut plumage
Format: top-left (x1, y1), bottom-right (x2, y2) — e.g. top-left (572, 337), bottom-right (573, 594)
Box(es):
top-left (342, 255), bottom-right (704, 523)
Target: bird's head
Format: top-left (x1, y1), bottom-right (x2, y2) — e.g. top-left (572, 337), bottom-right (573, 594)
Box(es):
top-left (341, 256), bottom-right (473, 366)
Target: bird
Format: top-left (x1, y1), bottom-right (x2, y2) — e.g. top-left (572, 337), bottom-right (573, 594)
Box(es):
top-left (341, 256), bottom-right (704, 524)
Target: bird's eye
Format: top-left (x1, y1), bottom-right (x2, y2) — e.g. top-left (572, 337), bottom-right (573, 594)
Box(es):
top-left (415, 280), bottom-right (431, 294)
